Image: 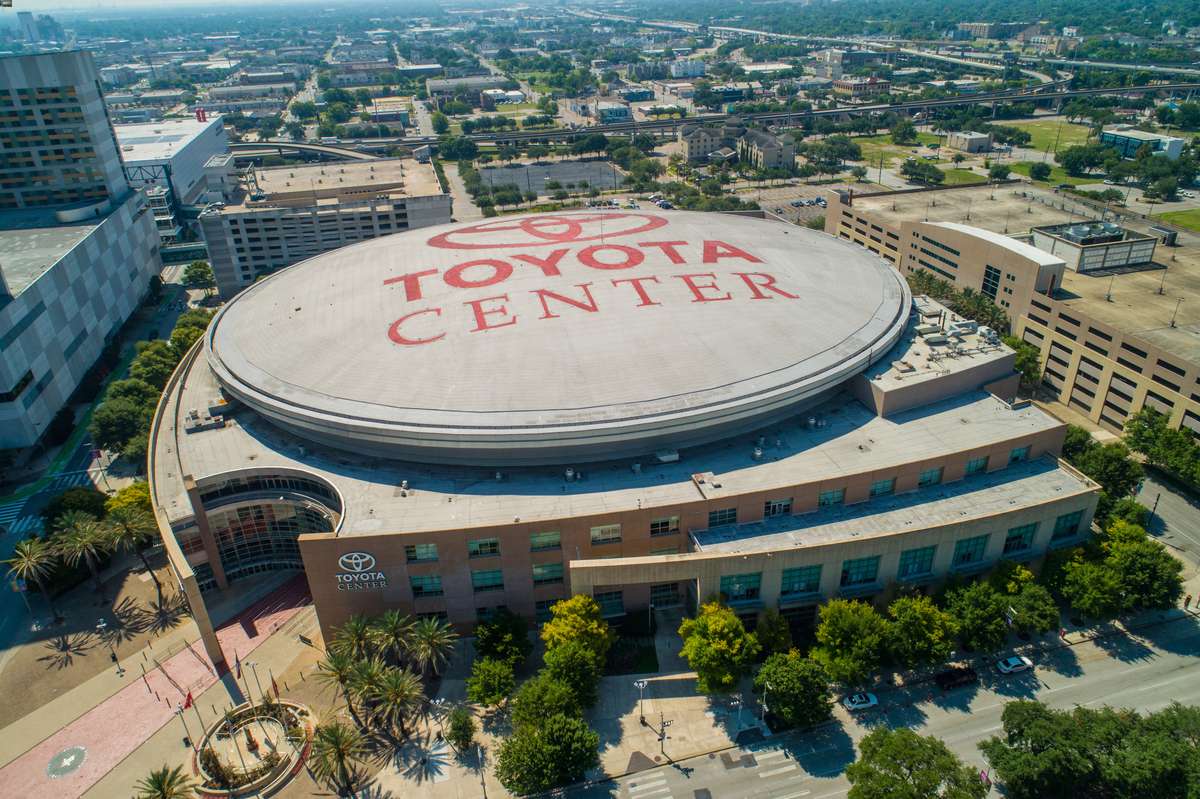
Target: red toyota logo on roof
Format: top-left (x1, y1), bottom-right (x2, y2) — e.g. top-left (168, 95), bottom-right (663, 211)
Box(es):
top-left (427, 213), bottom-right (668, 250)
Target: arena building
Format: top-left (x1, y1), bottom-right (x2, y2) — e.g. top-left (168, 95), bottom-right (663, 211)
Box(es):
top-left (148, 211), bottom-right (1100, 664)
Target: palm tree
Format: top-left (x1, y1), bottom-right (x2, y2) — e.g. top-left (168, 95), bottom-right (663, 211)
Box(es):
top-left (348, 656), bottom-right (387, 717)
top-left (309, 721), bottom-right (368, 797)
top-left (409, 616), bottom-right (458, 679)
top-left (53, 511), bottom-right (111, 600)
top-left (4, 537), bottom-right (62, 622)
top-left (134, 764), bottom-right (195, 799)
top-left (369, 667), bottom-right (425, 739)
top-left (372, 609), bottom-right (415, 666)
top-left (106, 506), bottom-right (163, 603)
top-left (315, 649), bottom-right (365, 728)
top-left (329, 614), bottom-right (377, 660)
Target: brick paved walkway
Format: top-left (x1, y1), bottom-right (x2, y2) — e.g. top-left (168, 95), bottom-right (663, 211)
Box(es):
top-left (0, 576), bottom-right (310, 798)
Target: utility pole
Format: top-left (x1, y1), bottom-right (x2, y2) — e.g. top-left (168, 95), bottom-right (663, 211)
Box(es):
top-left (657, 712), bottom-right (673, 756)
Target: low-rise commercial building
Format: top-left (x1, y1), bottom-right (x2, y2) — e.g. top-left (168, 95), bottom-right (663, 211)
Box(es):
top-left (595, 101), bottom-right (632, 123)
top-left (833, 77), bottom-right (891, 98)
top-left (1031, 222), bottom-right (1157, 273)
top-left (1098, 125), bottom-right (1185, 160)
top-left (947, 131), bottom-right (992, 153)
top-left (198, 158), bottom-right (451, 298)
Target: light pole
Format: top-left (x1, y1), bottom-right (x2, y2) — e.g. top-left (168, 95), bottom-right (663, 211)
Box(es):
top-left (477, 743), bottom-right (488, 799)
top-left (634, 679), bottom-right (648, 726)
top-left (761, 682), bottom-right (772, 724)
top-left (175, 706), bottom-right (196, 751)
top-left (658, 712), bottom-right (673, 756)
top-left (95, 618), bottom-right (124, 676)
top-left (732, 693), bottom-right (743, 730)
top-left (246, 661), bottom-right (271, 740)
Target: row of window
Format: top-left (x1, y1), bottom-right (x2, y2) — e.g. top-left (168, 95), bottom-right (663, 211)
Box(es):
top-left (718, 511), bottom-right (1084, 602)
top-left (410, 561), bottom-right (566, 598)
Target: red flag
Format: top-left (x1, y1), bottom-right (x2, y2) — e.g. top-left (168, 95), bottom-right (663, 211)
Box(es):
top-left (183, 692), bottom-right (193, 709)
top-left (271, 675), bottom-right (280, 698)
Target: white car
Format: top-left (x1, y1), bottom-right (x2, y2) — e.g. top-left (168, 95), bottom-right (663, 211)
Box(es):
top-left (842, 692), bottom-right (878, 711)
top-left (996, 655), bottom-right (1034, 674)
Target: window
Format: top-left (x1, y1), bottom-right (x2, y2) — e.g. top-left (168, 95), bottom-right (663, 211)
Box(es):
top-left (918, 467), bottom-right (943, 487)
top-left (708, 507), bottom-right (738, 527)
top-left (468, 538), bottom-right (500, 558)
top-left (960, 453), bottom-right (988, 472)
top-left (532, 562), bottom-right (564, 586)
top-left (530, 531), bottom-right (561, 551)
top-left (1004, 523), bottom-right (1038, 555)
top-left (650, 516), bottom-right (680, 537)
top-left (594, 590), bottom-right (624, 617)
top-left (590, 524), bottom-right (622, 544)
top-left (1009, 446), bottom-right (1030, 464)
top-left (982, 265), bottom-right (1001, 300)
top-left (897, 546), bottom-right (936, 580)
top-left (953, 534), bottom-right (990, 567)
top-left (405, 543), bottom-right (438, 563)
top-left (764, 498), bottom-right (793, 518)
top-left (840, 556), bottom-right (880, 587)
top-left (870, 478), bottom-right (895, 497)
top-left (535, 599), bottom-right (556, 624)
top-left (818, 488), bottom-right (845, 507)
top-left (720, 572), bottom-right (762, 602)
top-left (780, 565), bottom-right (821, 596)
top-left (471, 569), bottom-right (504, 593)
top-left (410, 574), bottom-right (443, 598)
top-left (1053, 510), bottom-right (1084, 540)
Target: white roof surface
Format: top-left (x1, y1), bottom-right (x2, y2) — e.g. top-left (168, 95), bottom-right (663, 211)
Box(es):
top-left (930, 222), bottom-right (1067, 268)
top-left (114, 117), bottom-right (220, 163)
top-left (206, 211), bottom-right (909, 464)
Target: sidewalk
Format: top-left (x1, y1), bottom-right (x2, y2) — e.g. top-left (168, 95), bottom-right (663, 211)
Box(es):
top-left (0, 576), bottom-right (310, 798)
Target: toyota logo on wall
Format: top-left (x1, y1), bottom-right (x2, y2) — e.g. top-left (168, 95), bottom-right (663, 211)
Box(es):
top-left (338, 552), bottom-right (376, 572)
top-left (426, 213), bottom-right (668, 250)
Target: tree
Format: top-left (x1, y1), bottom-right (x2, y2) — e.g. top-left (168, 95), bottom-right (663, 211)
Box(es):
top-left (944, 582), bottom-right (1008, 652)
top-left (439, 136), bottom-right (478, 161)
top-left (988, 164), bottom-right (1011, 181)
top-left (494, 714), bottom-right (600, 795)
top-left (314, 649), bottom-right (365, 727)
top-left (543, 638), bottom-right (603, 707)
top-left (106, 506), bottom-right (162, 602)
top-left (134, 764), bottom-right (196, 799)
top-left (170, 324), bottom-right (205, 357)
top-left (511, 672), bottom-right (581, 730)
top-left (848, 727), bottom-right (986, 799)
top-left (466, 657), bottom-right (514, 709)
top-left (181, 261), bottom-right (215, 294)
top-left (409, 615), bottom-right (457, 678)
top-left (106, 379), bottom-right (160, 409)
top-left (1061, 559), bottom-right (1122, 621)
top-left (348, 656), bottom-right (387, 716)
top-left (812, 599), bottom-right (889, 685)
top-left (850, 165), bottom-right (869, 182)
top-left (754, 651), bottom-right (832, 729)
top-left (1029, 162), bottom-right (1052, 181)
top-left (371, 609), bottom-right (414, 666)
top-left (4, 537), bottom-right (61, 621)
top-left (952, 152), bottom-right (966, 166)
top-left (330, 614), bottom-right (378, 660)
top-left (541, 595), bottom-right (614, 671)
top-left (678, 602), bottom-right (762, 693)
top-left (1105, 526), bottom-right (1183, 610)
top-left (900, 159), bottom-right (944, 185)
top-left (368, 666), bottom-right (424, 738)
top-left (310, 721), bottom-right (369, 796)
top-left (1001, 336), bottom-right (1041, 390)
top-left (1008, 582), bottom-right (1059, 635)
top-left (891, 118), bottom-right (918, 145)
top-left (284, 121), bottom-right (305, 141)
top-left (40, 486), bottom-right (108, 526)
top-left (54, 511), bottom-right (111, 600)
top-left (755, 608), bottom-right (793, 656)
top-left (886, 595), bottom-right (956, 668)
top-left (129, 340), bottom-right (180, 389)
top-left (431, 111), bottom-right (449, 134)
top-left (90, 397), bottom-right (153, 452)
top-left (1073, 442), bottom-right (1143, 499)
top-left (446, 705), bottom-right (476, 753)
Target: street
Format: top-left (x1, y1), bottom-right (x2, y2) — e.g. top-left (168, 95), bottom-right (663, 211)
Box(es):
top-left (1140, 472), bottom-right (1200, 561)
top-left (571, 613), bottom-right (1200, 799)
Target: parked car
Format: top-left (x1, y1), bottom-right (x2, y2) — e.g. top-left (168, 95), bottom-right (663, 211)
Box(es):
top-left (842, 692), bottom-right (878, 711)
top-left (996, 655), bottom-right (1034, 674)
top-left (934, 666), bottom-right (979, 690)
top-left (774, 207), bottom-right (785, 213)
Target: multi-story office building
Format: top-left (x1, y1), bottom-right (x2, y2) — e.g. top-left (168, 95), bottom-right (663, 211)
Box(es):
top-left (150, 211), bottom-right (1097, 664)
top-left (114, 115), bottom-right (230, 206)
top-left (738, 129), bottom-right (796, 171)
top-left (1, 52), bottom-right (161, 448)
top-left (1098, 125), bottom-right (1185, 160)
top-left (198, 158), bottom-right (451, 297)
top-left (825, 183), bottom-right (1200, 436)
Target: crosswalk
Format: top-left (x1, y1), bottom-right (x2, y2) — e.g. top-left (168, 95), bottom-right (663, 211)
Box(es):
top-left (0, 500), bottom-right (42, 538)
top-left (753, 747), bottom-right (802, 780)
top-left (626, 773), bottom-right (672, 798)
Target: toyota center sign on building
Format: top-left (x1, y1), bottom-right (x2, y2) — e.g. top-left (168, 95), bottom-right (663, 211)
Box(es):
top-left (149, 211), bottom-right (1098, 661)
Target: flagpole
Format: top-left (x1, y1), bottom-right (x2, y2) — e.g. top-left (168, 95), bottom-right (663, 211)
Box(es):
top-left (176, 705), bottom-right (196, 751)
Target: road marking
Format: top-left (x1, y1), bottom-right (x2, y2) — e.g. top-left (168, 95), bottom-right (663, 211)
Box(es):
top-left (629, 777), bottom-right (668, 793)
top-left (759, 764), bottom-right (799, 778)
top-left (754, 749), bottom-right (788, 761)
top-left (628, 787), bottom-right (670, 798)
top-left (775, 792), bottom-right (812, 799)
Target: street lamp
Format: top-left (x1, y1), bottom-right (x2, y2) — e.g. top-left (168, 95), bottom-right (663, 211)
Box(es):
top-left (634, 679), bottom-right (648, 726)
top-left (95, 618), bottom-right (124, 676)
top-left (761, 681), bottom-right (772, 724)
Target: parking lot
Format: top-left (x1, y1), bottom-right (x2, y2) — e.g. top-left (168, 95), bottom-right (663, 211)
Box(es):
top-left (479, 160), bottom-right (625, 196)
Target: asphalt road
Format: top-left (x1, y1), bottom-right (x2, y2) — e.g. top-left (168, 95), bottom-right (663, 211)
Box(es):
top-left (1140, 473), bottom-right (1200, 562)
top-left (569, 614), bottom-right (1200, 799)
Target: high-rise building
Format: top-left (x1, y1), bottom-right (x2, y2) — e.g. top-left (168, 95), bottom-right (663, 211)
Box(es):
top-left (0, 52), bottom-right (161, 448)
top-left (17, 12), bottom-right (37, 44)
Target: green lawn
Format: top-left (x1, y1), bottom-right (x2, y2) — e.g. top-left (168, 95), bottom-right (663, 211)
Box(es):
top-left (1006, 119), bottom-right (1092, 154)
top-left (940, 168), bottom-right (987, 186)
top-left (1009, 161), bottom-right (1095, 186)
top-left (854, 132), bottom-right (942, 169)
top-left (1159, 208), bottom-right (1200, 233)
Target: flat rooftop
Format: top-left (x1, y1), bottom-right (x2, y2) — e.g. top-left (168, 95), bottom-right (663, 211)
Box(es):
top-left (220, 158), bottom-right (442, 210)
top-left (693, 455), bottom-right (1091, 553)
top-left (0, 208), bottom-right (102, 297)
top-left (114, 117), bottom-right (220, 162)
top-left (845, 184), bottom-right (1200, 362)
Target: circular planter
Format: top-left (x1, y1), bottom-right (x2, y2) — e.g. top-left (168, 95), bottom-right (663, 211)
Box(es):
top-left (193, 700), bottom-right (314, 798)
